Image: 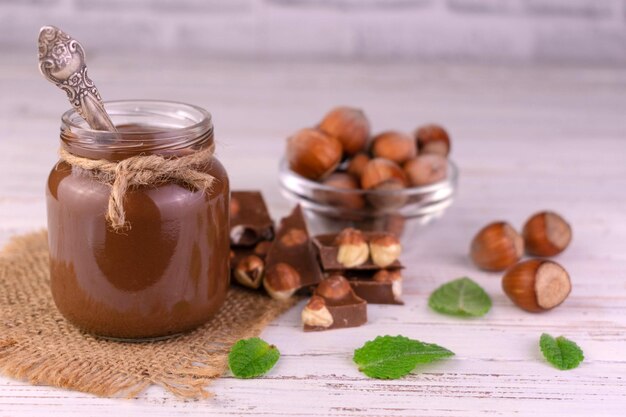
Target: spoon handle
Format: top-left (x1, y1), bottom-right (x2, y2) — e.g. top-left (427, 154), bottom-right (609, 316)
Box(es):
top-left (66, 66), bottom-right (117, 131)
top-left (38, 26), bottom-right (117, 132)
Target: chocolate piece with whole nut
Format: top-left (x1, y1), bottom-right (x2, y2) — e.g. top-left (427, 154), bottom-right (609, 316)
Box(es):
top-left (263, 205), bottom-right (323, 300)
top-left (302, 275), bottom-right (367, 331)
top-left (230, 191), bottom-right (274, 247)
top-left (231, 235), bottom-right (274, 290)
top-left (314, 232), bottom-right (403, 271)
top-left (233, 254), bottom-right (265, 289)
top-left (343, 269), bottom-right (404, 305)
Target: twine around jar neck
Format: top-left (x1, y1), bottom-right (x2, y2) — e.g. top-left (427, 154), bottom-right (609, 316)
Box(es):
top-left (59, 144), bottom-right (216, 232)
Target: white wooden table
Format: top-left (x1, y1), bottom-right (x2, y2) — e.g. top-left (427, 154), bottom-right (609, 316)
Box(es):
top-left (1, 53), bottom-right (626, 416)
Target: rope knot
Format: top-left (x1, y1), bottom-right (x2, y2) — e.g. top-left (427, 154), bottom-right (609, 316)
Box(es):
top-left (59, 145), bottom-right (216, 231)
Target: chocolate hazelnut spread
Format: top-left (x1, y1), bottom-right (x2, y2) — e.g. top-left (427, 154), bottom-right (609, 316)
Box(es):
top-left (46, 101), bottom-right (230, 340)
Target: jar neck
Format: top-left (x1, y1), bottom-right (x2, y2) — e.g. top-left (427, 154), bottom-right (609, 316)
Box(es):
top-left (60, 100), bottom-right (214, 162)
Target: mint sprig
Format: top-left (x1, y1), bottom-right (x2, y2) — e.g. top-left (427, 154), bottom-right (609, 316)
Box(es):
top-left (428, 277), bottom-right (492, 317)
top-left (228, 337), bottom-right (280, 378)
top-left (539, 333), bottom-right (584, 370)
top-left (353, 335), bottom-right (454, 379)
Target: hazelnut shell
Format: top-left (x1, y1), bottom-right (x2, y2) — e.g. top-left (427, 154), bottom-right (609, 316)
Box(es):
top-left (470, 222), bottom-right (523, 271)
top-left (319, 173), bottom-right (366, 211)
top-left (361, 158), bottom-right (408, 190)
top-left (415, 124), bottom-right (451, 156)
top-left (287, 128), bottom-right (342, 181)
top-left (319, 107), bottom-right (370, 156)
top-left (502, 259), bottom-right (571, 312)
top-left (365, 179), bottom-right (408, 210)
top-left (522, 211), bottom-right (572, 257)
top-left (346, 153), bottom-right (371, 179)
top-left (403, 154), bottom-right (448, 187)
top-left (371, 131), bottom-right (417, 165)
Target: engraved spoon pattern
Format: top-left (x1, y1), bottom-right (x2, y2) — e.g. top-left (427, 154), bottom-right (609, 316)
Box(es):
top-left (38, 25), bottom-right (117, 132)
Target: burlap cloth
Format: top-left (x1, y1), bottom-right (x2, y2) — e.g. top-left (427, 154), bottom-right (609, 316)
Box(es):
top-left (0, 231), bottom-right (297, 399)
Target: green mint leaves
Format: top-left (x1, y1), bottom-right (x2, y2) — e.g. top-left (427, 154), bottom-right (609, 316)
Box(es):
top-left (228, 337), bottom-right (280, 378)
top-left (539, 333), bottom-right (584, 370)
top-left (353, 335), bottom-right (454, 379)
top-left (429, 277), bottom-right (492, 317)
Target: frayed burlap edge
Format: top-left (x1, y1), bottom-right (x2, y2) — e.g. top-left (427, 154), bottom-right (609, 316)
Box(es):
top-left (0, 231), bottom-right (297, 399)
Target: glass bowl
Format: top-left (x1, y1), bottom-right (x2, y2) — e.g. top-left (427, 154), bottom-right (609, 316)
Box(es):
top-left (278, 158), bottom-right (459, 239)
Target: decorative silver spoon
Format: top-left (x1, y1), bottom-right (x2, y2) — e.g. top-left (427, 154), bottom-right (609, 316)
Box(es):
top-left (38, 25), bottom-right (117, 132)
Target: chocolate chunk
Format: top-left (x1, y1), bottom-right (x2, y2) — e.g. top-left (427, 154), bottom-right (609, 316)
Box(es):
top-left (313, 233), bottom-right (403, 271)
top-left (302, 275), bottom-right (367, 331)
top-left (344, 270), bottom-right (404, 305)
top-left (264, 205), bottom-right (323, 298)
top-left (230, 191), bottom-right (274, 247)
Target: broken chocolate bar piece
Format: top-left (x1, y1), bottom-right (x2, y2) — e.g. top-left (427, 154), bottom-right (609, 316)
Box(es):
top-left (345, 270), bottom-right (404, 305)
top-left (263, 205), bottom-right (323, 299)
top-left (302, 275), bottom-right (367, 331)
top-left (314, 233), bottom-right (403, 271)
top-left (230, 191), bottom-right (274, 247)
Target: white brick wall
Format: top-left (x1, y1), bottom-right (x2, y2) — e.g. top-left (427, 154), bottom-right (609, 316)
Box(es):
top-left (1, 0), bottom-right (625, 64)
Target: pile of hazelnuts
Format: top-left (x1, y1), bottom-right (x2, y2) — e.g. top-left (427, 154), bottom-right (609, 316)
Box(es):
top-left (470, 211), bottom-right (573, 313)
top-left (285, 107), bottom-right (451, 209)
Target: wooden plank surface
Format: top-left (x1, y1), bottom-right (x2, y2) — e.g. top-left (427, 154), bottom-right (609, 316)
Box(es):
top-left (1, 53), bottom-right (625, 416)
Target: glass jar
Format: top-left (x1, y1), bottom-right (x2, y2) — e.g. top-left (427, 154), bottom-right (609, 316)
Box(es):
top-left (46, 100), bottom-right (230, 340)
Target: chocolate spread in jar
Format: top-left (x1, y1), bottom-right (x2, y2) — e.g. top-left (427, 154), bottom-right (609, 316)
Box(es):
top-left (46, 123), bottom-right (230, 340)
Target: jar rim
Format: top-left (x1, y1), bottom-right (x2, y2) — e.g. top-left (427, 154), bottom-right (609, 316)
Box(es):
top-left (61, 99), bottom-right (212, 137)
top-left (60, 100), bottom-right (214, 159)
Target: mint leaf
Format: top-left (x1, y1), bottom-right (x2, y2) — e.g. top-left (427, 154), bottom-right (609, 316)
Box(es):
top-left (428, 277), bottom-right (492, 317)
top-left (228, 337), bottom-right (280, 378)
top-left (539, 333), bottom-right (584, 370)
top-left (353, 335), bottom-right (454, 379)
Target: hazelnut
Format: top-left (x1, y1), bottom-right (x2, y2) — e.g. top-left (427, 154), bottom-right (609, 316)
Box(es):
top-left (319, 172), bottom-right (366, 211)
top-left (403, 154), bottom-right (448, 186)
top-left (280, 228), bottom-right (308, 247)
top-left (316, 274), bottom-right (353, 301)
top-left (366, 179), bottom-right (408, 210)
top-left (287, 128), bottom-right (342, 181)
top-left (253, 241), bottom-right (272, 258)
top-left (346, 152), bottom-right (370, 179)
top-left (234, 255), bottom-right (265, 289)
top-left (263, 262), bottom-right (301, 300)
top-left (470, 222), bottom-right (524, 271)
top-left (522, 211), bottom-right (572, 257)
top-left (318, 107), bottom-right (370, 156)
top-left (415, 124), bottom-right (451, 157)
top-left (502, 259), bottom-right (571, 312)
top-left (373, 269), bottom-right (403, 301)
top-left (369, 233), bottom-right (402, 267)
top-left (334, 228), bottom-right (369, 268)
top-left (361, 158), bottom-right (408, 190)
top-left (301, 295), bottom-right (333, 328)
top-left (371, 131), bottom-right (417, 165)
